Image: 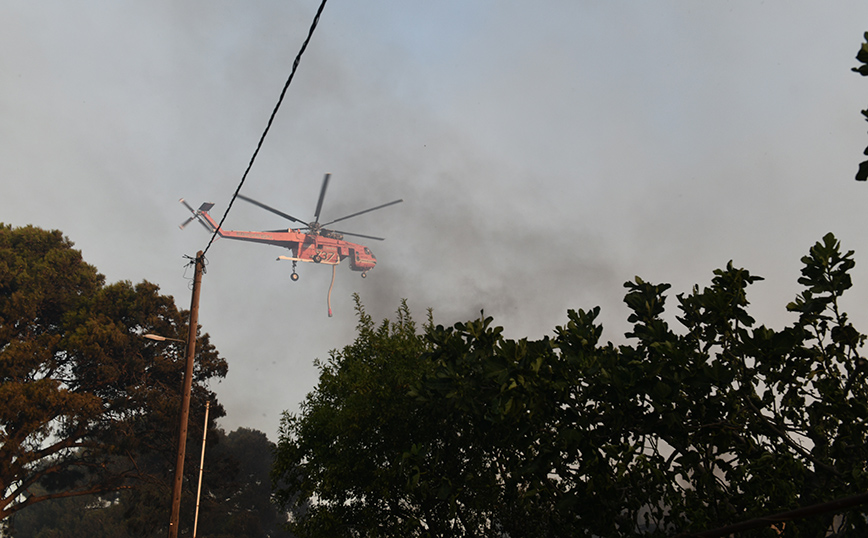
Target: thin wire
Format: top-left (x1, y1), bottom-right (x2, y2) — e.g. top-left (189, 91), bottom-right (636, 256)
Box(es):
top-left (202, 0), bottom-right (329, 257)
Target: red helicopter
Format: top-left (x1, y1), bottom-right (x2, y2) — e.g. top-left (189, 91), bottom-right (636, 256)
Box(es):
top-left (180, 173), bottom-right (402, 316)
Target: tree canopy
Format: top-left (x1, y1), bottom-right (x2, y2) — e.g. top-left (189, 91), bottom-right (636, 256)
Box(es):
top-left (9, 427), bottom-right (295, 538)
top-left (273, 233), bottom-right (868, 537)
top-left (0, 224), bottom-right (228, 521)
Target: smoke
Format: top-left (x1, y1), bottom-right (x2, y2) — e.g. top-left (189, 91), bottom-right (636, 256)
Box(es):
top-left (4, 1), bottom-right (868, 437)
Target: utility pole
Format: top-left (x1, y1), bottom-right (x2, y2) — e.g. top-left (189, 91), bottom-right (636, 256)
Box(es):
top-left (168, 251), bottom-right (205, 538)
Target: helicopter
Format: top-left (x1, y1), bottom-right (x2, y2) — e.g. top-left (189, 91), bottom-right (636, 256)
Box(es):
top-left (180, 173), bottom-right (402, 316)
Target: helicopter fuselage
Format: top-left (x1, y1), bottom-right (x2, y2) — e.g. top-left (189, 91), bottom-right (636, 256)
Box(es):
top-left (197, 210), bottom-right (377, 272)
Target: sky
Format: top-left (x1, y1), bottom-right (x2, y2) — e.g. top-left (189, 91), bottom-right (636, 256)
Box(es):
top-left (3, 1), bottom-right (868, 439)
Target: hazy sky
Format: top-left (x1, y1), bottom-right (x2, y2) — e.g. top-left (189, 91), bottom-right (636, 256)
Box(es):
top-left (3, 1), bottom-right (868, 437)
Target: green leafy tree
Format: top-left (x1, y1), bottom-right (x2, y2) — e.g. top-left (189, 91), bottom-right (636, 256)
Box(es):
top-left (0, 224), bottom-right (227, 522)
top-left (274, 299), bottom-right (435, 537)
top-left (274, 234), bottom-right (868, 537)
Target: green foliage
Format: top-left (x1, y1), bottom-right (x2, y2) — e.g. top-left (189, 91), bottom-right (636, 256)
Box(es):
top-left (274, 235), bottom-right (868, 537)
top-left (853, 31), bottom-right (868, 181)
top-left (196, 428), bottom-right (295, 538)
top-left (4, 489), bottom-right (128, 538)
top-left (9, 427), bottom-right (295, 538)
top-left (273, 296), bottom-right (432, 537)
top-left (0, 224), bottom-right (227, 521)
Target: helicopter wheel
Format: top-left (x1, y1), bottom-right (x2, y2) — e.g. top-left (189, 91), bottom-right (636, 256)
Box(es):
top-left (312, 254), bottom-right (322, 263)
top-left (290, 272), bottom-right (299, 281)
top-left (361, 272), bottom-right (367, 279)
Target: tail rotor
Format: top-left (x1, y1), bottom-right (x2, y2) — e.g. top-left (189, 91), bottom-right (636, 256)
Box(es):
top-left (179, 199), bottom-right (215, 232)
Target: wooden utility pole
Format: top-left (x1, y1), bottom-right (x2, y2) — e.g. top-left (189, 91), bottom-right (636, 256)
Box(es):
top-left (168, 251), bottom-right (205, 538)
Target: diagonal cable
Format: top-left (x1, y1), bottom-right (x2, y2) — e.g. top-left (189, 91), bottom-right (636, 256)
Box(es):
top-left (202, 0), bottom-right (329, 257)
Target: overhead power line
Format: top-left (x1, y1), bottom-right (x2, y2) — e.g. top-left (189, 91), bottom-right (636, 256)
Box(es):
top-left (202, 0), bottom-right (329, 257)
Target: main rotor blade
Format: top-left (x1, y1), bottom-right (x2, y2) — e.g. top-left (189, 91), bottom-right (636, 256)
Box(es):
top-left (237, 194), bottom-right (306, 224)
top-left (313, 173), bottom-right (331, 225)
top-left (321, 199), bottom-right (403, 227)
top-left (329, 229), bottom-right (386, 241)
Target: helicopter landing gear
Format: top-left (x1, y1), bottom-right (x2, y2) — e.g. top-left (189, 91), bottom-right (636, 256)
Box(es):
top-left (361, 272), bottom-right (367, 278)
top-left (290, 260), bottom-right (299, 281)
top-left (312, 254), bottom-right (322, 263)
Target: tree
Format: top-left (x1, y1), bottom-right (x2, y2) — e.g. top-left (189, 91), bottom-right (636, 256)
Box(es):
top-left (10, 427), bottom-right (296, 538)
top-left (0, 224), bottom-right (228, 522)
top-left (853, 32), bottom-right (868, 181)
top-left (194, 427), bottom-right (296, 538)
top-left (275, 299), bottom-right (460, 537)
top-left (274, 234), bottom-right (868, 537)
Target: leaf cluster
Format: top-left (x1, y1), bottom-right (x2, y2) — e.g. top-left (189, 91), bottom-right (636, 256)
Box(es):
top-left (853, 32), bottom-right (868, 181)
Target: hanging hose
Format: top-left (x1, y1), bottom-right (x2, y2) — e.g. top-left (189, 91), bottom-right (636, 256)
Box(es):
top-left (327, 263), bottom-right (336, 317)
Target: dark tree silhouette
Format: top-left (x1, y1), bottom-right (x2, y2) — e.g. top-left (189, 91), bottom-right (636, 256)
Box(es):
top-left (275, 235), bottom-right (868, 537)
